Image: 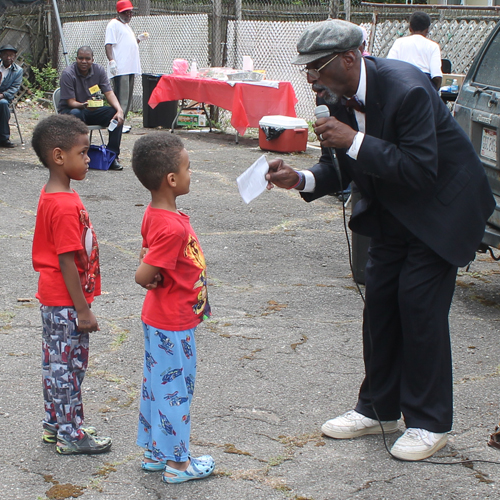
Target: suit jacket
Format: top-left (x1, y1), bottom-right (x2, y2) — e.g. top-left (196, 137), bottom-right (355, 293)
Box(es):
top-left (302, 57), bottom-right (495, 267)
top-left (0, 62), bottom-right (23, 103)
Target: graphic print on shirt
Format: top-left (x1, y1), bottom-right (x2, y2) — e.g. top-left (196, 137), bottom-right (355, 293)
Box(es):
top-left (75, 209), bottom-right (100, 293)
top-left (184, 235), bottom-right (211, 319)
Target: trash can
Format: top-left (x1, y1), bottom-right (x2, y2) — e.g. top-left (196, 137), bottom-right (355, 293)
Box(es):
top-left (350, 184), bottom-right (370, 285)
top-left (142, 73), bottom-right (178, 129)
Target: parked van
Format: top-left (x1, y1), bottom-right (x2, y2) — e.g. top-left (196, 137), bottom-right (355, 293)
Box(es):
top-left (453, 21), bottom-right (500, 254)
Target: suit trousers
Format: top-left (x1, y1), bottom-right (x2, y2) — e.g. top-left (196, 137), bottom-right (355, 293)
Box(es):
top-left (0, 99), bottom-right (11, 141)
top-left (354, 210), bottom-right (457, 434)
top-left (112, 74), bottom-right (134, 118)
top-left (60, 106), bottom-right (122, 157)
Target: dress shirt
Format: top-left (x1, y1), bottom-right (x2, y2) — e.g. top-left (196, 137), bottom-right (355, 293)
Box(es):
top-left (301, 58), bottom-right (366, 192)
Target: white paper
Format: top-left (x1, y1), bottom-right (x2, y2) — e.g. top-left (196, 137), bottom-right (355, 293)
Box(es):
top-left (237, 155), bottom-right (269, 204)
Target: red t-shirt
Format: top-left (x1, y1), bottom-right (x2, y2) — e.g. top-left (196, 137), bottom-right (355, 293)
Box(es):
top-left (32, 187), bottom-right (101, 306)
top-left (141, 206), bottom-right (211, 331)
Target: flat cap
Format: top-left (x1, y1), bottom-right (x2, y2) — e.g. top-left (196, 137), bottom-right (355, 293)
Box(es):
top-left (292, 19), bottom-right (363, 65)
top-left (0, 44), bottom-right (17, 53)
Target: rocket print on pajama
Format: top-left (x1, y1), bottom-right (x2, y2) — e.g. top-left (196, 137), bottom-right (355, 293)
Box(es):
top-left (136, 323), bottom-right (197, 462)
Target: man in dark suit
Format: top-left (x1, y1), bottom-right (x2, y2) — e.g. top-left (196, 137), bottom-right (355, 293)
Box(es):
top-left (266, 19), bottom-right (495, 461)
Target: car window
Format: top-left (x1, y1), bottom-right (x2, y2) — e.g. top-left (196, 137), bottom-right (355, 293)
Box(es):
top-left (474, 28), bottom-right (500, 88)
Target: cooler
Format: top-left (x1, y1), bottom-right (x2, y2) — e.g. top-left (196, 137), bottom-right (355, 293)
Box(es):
top-left (259, 115), bottom-right (308, 153)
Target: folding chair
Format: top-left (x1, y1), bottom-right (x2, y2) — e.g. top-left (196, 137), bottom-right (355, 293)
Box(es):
top-left (9, 99), bottom-right (24, 145)
top-left (52, 88), bottom-right (105, 144)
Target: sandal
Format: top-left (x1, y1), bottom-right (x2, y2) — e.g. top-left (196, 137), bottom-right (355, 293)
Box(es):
top-left (162, 455), bottom-right (215, 484)
top-left (141, 450), bottom-right (167, 472)
top-left (42, 426), bottom-right (97, 444)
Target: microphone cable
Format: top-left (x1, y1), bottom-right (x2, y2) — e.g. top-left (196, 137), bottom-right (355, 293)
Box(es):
top-left (314, 105), bottom-right (500, 467)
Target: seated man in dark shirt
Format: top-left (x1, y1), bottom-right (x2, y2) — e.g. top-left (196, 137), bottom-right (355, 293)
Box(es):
top-left (58, 46), bottom-right (124, 170)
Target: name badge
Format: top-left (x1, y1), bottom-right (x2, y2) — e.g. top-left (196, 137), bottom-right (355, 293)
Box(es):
top-left (89, 84), bottom-right (100, 95)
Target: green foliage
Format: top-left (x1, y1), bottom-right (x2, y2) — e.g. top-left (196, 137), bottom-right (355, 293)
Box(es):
top-left (26, 64), bottom-right (59, 98)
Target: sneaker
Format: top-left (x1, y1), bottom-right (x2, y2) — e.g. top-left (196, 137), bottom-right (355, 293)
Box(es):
top-left (321, 410), bottom-right (399, 439)
top-left (42, 426), bottom-right (97, 444)
top-left (122, 125), bottom-right (131, 133)
top-left (162, 455), bottom-right (215, 484)
top-left (391, 428), bottom-right (448, 461)
top-left (56, 430), bottom-right (112, 455)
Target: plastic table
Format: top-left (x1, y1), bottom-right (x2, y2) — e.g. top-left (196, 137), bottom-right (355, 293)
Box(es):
top-left (148, 74), bottom-right (298, 137)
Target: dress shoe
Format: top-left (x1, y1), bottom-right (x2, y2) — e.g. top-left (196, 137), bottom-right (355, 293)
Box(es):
top-left (0, 139), bottom-right (15, 148)
top-left (108, 159), bottom-right (123, 171)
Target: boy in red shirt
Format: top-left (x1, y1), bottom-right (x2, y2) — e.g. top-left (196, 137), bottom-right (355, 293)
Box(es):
top-left (31, 114), bottom-right (111, 455)
top-left (132, 133), bottom-right (214, 484)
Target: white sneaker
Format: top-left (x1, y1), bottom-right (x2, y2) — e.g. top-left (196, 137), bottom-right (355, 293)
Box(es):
top-left (122, 125), bottom-right (131, 133)
top-left (391, 428), bottom-right (448, 461)
top-left (321, 410), bottom-right (399, 439)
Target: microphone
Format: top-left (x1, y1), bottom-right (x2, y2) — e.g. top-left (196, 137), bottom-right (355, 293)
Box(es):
top-left (314, 105), bottom-right (343, 189)
top-left (314, 104), bottom-right (330, 120)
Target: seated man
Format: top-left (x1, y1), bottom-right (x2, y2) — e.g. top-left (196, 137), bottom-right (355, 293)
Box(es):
top-left (0, 44), bottom-right (23, 148)
top-left (58, 46), bottom-right (124, 170)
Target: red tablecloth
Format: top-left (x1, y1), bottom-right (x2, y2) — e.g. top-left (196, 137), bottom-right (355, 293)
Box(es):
top-left (148, 74), bottom-right (298, 136)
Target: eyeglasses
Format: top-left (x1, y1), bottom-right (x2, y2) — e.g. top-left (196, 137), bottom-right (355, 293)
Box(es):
top-left (300, 54), bottom-right (339, 79)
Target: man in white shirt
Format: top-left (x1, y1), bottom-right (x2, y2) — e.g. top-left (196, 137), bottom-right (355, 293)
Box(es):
top-left (387, 11), bottom-right (442, 90)
top-left (105, 0), bottom-right (144, 130)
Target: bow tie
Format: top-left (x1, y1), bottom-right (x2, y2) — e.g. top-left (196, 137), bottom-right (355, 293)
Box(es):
top-left (342, 95), bottom-right (365, 113)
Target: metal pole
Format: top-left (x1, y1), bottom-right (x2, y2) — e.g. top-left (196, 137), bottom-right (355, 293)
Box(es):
top-left (52, 0), bottom-right (69, 67)
top-left (234, 0), bottom-right (242, 69)
top-left (212, 0), bottom-right (223, 67)
top-left (368, 12), bottom-right (378, 56)
top-left (345, 0), bottom-right (351, 22)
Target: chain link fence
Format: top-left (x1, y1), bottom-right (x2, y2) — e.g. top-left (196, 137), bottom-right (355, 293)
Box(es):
top-left (1, 1), bottom-right (499, 127)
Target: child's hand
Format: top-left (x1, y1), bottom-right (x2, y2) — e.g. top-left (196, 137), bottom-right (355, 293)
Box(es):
top-left (76, 308), bottom-right (99, 333)
top-left (144, 272), bottom-right (163, 290)
top-left (139, 247), bottom-right (148, 262)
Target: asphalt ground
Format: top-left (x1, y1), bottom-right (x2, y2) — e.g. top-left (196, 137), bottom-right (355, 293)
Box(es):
top-left (1, 103), bottom-right (500, 500)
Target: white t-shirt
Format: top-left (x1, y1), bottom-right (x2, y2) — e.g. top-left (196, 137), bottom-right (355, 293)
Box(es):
top-left (0, 62), bottom-right (10, 81)
top-left (105, 18), bottom-right (142, 78)
top-left (387, 34), bottom-right (442, 79)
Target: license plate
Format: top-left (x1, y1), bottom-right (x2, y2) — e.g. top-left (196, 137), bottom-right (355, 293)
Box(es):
top-left (481, 128), bottom-right (497, 161)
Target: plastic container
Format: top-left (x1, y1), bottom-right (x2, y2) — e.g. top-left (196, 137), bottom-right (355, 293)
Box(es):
top-left (190, 60), bottom-right (198, 78)
top-left (258, 115), bottom-right (308, 153)
top-left (108, 119), bottom-right (118, 131)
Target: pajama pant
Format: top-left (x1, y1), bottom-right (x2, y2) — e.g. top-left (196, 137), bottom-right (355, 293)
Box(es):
top-left (41, 305), bottom-right (89, 442)
top-left (136, 323), bottom-right (197, 463)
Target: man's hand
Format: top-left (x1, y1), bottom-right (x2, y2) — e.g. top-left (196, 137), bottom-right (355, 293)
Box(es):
top-left (76, 308), bottom-right (99, 333)
top-left (112, 109), bottom-right (125, 126)
top-left (314, 116), bottom-right (357, 149)
top-left (108, 59), bottom-right (118, 76)
top-left (265, 158), bottom-right (301, 190)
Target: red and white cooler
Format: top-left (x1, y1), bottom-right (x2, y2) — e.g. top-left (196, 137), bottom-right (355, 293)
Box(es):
top-left (259, 115), bottom-right (309, 153)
